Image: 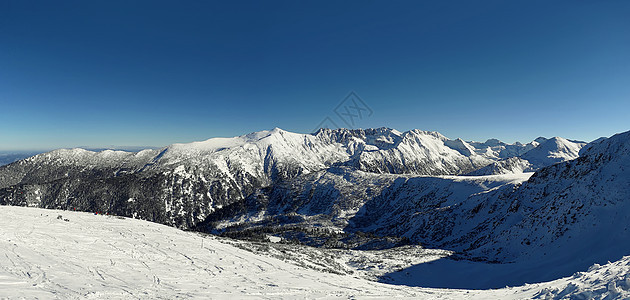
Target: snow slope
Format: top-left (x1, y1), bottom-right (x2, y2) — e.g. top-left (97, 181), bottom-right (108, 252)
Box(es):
top-left (459, 131), bottom-right (630, 261)
top-left (2, 205), bottom-right (630, 299)
top-left (0, 206), bottom-right (432, 299)
top-left (387, 130), bottom-right (630, 289)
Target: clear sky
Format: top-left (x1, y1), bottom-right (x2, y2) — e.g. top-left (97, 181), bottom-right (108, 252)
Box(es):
top-left (1, 0), bottom-right (629, 150)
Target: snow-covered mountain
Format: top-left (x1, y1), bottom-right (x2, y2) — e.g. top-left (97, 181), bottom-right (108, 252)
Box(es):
top-left (472, 130), bottom-right (630, 261)
top-left (0, 128), bottom-right (551, 229)
top-left (320, 128), bottom-right (491, 174)
top-left (468, 137), bottom-right (587, 175)
top-left (1, 127), bottom-right (627, 295)
top-left (359, 130), bottom-right (630, 286)
top-left (467, 137), bottom-right (541, 159)
top-left (198, 129), bottom-right (629, 288)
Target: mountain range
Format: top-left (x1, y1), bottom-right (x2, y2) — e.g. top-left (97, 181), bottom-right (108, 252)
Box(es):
top-left (0, 128), bottom-right (584, 228)
top-left (2, 127), bottom-right (628, 291)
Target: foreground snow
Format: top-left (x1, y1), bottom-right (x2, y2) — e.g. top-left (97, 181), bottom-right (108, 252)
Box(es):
top-left (2, 206), bottom-right (630, 299)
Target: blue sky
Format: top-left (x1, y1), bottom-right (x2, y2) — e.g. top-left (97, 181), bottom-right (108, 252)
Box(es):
top-left (1, 0), bottom-right (629, 150)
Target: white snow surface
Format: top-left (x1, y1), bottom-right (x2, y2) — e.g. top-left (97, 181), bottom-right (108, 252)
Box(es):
top-left (2, 206), bottom-right (630, 299)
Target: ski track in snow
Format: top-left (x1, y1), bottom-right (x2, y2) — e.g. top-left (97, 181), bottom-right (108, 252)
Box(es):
top-left (2, 206), bottom-right (630, 299)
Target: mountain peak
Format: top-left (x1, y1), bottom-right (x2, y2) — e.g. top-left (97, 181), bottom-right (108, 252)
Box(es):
top-left (534, 137), bottom-right (548, 144)
top-left (518, 136), bottom-right (586, 166)
top-left (270, 127), bottom-right (286, 134)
